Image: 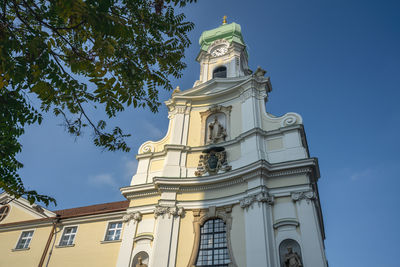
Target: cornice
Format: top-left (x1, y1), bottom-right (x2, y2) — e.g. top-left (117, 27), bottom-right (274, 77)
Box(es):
top-left (165, 75), bottom-right (269, 106)
top-left (0, 217), bottom-right (55, 232)
top-left (122, 157), bottom-right (319, 200)
top-left (136, 125), bottom-right (306, 159)
top-left (58, 210), bottom-right (126, 225)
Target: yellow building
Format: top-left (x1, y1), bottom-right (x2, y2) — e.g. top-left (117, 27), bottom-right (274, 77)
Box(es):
top-left (0, 20), bottom-right (328, 267)
top-left (0, 192), bottom-right (128, 266)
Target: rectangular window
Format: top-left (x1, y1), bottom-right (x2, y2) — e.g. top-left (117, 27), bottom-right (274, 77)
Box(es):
top-left (104, 222), bottom-right (122, 241)
top-left (59, 226), bottom-right (77, 246)
top-left (16, 230), bottom-right (34, 249)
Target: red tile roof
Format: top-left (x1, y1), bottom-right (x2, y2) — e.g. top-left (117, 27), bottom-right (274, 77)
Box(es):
top-left (54, 200), bottom-right (129, 218)
top-left (0, 200), bottom-right (129, 228)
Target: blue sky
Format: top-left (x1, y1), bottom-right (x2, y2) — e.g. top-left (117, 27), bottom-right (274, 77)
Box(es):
top-left (17, 1), bottom-right (400, 266)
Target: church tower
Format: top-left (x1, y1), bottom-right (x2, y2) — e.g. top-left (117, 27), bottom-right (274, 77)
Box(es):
top-left (117, 19), bottom-right (328, 267)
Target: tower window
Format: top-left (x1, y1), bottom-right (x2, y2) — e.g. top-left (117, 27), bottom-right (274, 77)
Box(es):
top-left (213, 66), bottom-right (227, 78)
top-left (196, 218), bottom-right (230, 266)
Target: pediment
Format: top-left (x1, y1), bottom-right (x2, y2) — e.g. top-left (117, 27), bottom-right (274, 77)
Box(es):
top-left (0, 193), bottom-right (56, 225)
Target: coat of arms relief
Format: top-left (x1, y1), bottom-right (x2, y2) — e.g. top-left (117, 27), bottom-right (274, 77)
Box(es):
top-left (195, 147), bottom-right (231, 177)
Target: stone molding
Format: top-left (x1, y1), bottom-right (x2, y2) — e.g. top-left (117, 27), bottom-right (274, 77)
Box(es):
top-left (187, 206), bottom-right (237, 267)
top-left (273, 218), bottom-right (300, 229)
top-left (291, 191), bottom-right (316, 203)
top-left (135, 124), bottom-right (306, 160)
top-left (136, 125), bottom-right (304, 159)
top-left (122, 211), bottom-right (142, 222)
top-left (154, 205), bottom-right (184, 219)
top-left (240, 191), bottom-right (274, 210)
top-left (133, 234), bottom-right (154, 242)
top-left (122, 157), bottom-right (320, 200)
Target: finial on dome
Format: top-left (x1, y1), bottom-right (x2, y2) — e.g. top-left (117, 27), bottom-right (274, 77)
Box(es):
top-left (222, 15), bottom-right (227, 25)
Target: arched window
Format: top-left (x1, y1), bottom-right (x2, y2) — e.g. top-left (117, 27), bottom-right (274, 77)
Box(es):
top-left (196, 218), bottom-right (230, 266)
top-left (213, 66), bottom-right (227, 78)
top-left (0, 205), bottom-right (10, 222)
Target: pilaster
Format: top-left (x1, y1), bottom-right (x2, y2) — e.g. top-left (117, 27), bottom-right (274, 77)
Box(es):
top-left (116, 211), bottom-right (142, 267)
top-left (150, 205), bottom-right (184, 267)
top-left (240, 187), bottom-right (278, 267)
top-left (291, 191), bottom-right (328, 267)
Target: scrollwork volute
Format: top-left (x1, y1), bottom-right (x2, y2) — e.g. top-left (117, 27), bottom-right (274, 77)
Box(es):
top-left (123, 211), bottom-right (142, 222)
top-left (154, 205), bottom-right (184, 219)
top-left (240, 191), bottom-right (274, 209)
top-left (291, 191), bottom-right (316, 203)
top-left (281, 115), bottom-right (297, 127)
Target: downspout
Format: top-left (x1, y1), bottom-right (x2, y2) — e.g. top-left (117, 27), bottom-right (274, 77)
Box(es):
top-left (38, 215), bottom-right (60, 267)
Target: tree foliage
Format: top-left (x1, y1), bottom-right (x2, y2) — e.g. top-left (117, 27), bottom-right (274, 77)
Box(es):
top-left (0, 0), bottom-right (195, 205)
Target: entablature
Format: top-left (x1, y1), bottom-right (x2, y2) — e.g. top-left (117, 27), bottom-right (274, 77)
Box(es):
top-left (121, 157), bottom-right (319, 199)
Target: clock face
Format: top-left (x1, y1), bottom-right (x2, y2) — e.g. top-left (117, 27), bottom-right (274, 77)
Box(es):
top-left (211, 45), bottom-right (228, 57)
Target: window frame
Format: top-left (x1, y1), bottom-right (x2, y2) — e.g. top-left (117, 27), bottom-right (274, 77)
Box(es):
top-left (103, 221), bottom-right (123, 242)
top-left (58, 225), bottom-right (78, 247)
top-left (14, 230), bottom-right (34, 250)
top-left (0, 205), bottom-right (10, 222)
top-left (196, 218), bottom-right (230, 266)
top-left (188, 207), bottom-right (237, 267)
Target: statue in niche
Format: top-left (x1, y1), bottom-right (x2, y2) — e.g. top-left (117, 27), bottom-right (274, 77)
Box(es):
top-left (284, 247), bottom-right (303, 267)
top-left (136, 257), bottom-right (147, 267)
top-left (208, 116), bottom-right (227, 144)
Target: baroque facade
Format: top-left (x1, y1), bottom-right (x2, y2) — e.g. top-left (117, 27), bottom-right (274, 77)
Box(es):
top-left (0, 20), bottom-right (328, 267)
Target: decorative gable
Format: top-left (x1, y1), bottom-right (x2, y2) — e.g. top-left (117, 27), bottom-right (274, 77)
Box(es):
top-left (0, 193), bottom-right (55, 225)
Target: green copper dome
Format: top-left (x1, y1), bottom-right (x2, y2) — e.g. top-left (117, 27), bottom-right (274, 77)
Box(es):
top-left (199, 22), bottom-right (245, 52)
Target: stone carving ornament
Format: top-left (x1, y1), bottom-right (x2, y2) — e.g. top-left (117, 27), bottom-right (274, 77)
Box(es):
top-left (240, 191), bottom-right (274, 209)
top-left (154, 205), bottom-right (184, 218)
top-left (208, 116), bottom-right (227, 144)
top-left (123, 211), bottom-right (142, 222)
top-left (195, 147), bottom-right (231, 176)
top-left (136, 257), bottom-right (148, 267)
top-left (284, 247), bottom-right (303, 267)
top-left (279, 239), bottom-right (303, 267)
top-left (200, 105), bottom-right (231, 146)
top-left (291, 191), bottom-right (315, 203)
